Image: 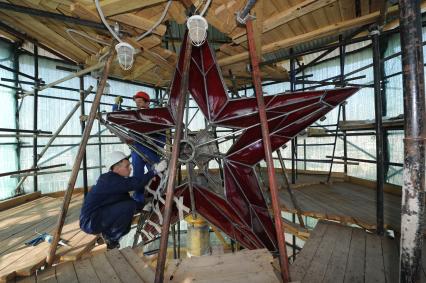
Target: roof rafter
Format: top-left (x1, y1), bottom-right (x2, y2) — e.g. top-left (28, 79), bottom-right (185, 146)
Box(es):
top-left (218, 3), bottom-right (426, 67)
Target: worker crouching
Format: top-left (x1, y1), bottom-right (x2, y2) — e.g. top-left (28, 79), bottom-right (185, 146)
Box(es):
top-left (79, 151), bottom-right (167, 249)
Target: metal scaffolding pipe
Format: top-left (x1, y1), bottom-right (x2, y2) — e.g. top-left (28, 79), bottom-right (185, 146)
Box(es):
top-left (372, 28), bottom-right (385, 236)
top-left (339, 35), bottom-right (349, 175)
top-left (9, 166), bottom-right (103, 178)
top-left (15, 86), bottom-right (92, 191)
top-left (276, 150), bottom-right (305, 228)
top-left (46, 50), bottom-right (114, 266)
top-left (399, 0), bottom-right (426, 281)
top-left (0, 163), bottom-right (65, 178)
top-left (0, 128), bottom-right (51, 134)
top-left (80, 76), bottom-right (89, 196)
top-left (0, 2), bottom-right (107, 31)
top-left (154, 38), bottom-right (192, 283)
top-left (33, 44), bottom-right (38, 192)
top-left (22, 61), bottom-right (104, 97)
top-left (246, 19), bottom-right (290, 282)
top-left (236, 0), bottom-right (257, 25)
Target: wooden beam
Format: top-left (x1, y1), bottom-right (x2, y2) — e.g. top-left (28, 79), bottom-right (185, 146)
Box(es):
top-left (253, 0), bottom-right (264, 61)
top-left (90, 0), bottom-right (168, 17)
top-left (179, 0), bottom-right (193, 9)
top-left (218, 5), bottom-right (400, 67)
top-left (0, 192), bottom-right (41, 211)
top-left (126, 37), bottom-right (175, 73)
top-left (110, 13), bottom-right (166, 36)
top-left (70, 2), bottom-right (101, 21)
top-left (378, 0), bottom-right (392, 27)
top-left (206, 0), bottom-right (243, 35)
top-left (0, 12), bottom-right (85, 62)
top-left (232, 0), bottom-right (337, 44)
top-left (167, 1), bottom-right (187, 24)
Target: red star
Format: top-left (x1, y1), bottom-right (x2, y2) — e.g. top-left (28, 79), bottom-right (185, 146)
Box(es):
top-left (107, 35), bottom-right (359, 251)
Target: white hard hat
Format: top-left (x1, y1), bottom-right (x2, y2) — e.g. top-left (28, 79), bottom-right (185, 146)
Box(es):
top-left (105, 151), bottom-right (129, 171)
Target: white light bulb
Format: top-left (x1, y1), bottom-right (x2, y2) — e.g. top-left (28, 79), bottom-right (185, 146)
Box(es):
top-left (187, 15), bottom-right (208, 47)
top-left (115, 42), bottom-right (135, 71)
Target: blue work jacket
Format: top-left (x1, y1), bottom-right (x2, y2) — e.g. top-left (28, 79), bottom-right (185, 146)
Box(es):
top-left (80, 170), bottom-right (154, 220)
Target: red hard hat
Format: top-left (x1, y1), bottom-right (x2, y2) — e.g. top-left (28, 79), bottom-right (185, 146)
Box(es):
top-left (133, 91), bottom-right (150, 102)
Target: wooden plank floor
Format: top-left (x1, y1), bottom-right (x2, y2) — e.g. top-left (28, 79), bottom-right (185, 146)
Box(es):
top-left (11, 247), bottom-right (155, 283)
top-left (0, 194), bottom-right (98, 282)
top-left (12, 248), bottom-right (279, 283)
top-left (278, 177), bottom-right (403, 231)
top-left (164, 248), bottom-right (279, 282)
top-left (290, 220), bottom-right (402, 283)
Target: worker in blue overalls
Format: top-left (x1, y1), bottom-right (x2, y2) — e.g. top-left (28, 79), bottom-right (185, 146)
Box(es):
top-left (130, 91), bottom-right (165, 204)
top-left (79, 151), bottom-right (167, 249)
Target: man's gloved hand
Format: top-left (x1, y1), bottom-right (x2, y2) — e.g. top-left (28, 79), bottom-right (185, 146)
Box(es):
top-left (114, 96), bottom-right (123, 104)
top-left (153, 160), bottom-right (168, 174)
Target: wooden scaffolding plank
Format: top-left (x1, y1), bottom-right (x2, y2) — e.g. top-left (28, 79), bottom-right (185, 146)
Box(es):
top-left (190, 271), bottom-right (279, 283)
top-left (59, 231), bottom-right (99, 262)
top-left (0, 192), bottom-right (41, 212)
top-left (35, 265), bottom-right (57, 283)
top-left (0, 210), bottom-right (81, 281)
top-left (55, 261), bottom-right (78, 283)
top-left (0, 217), bottom-right (77, 273)
top-left (90, 253), bottom-right (121, 283)
top-left (104, 249), bottom-right (145, 283)
top-left (0, 197), bottom-right (55, 227)
top-left (0, 195), bottom-right (82, 256)
top-left (0, 198), bottom-right (62, 242)
top-left (322, 224), bottom-right (352, 282)
top-left (0, 242), bottom-right (50, 283)
top-left (165, 249), bottom-right (278, 282)
top-left (0, 201), bottom-right (82, 281)
top-left (365, 233), bottom-right (386, 283)
top-left (15, 274), bottom-right (37, 283)
top-left (344, 228), bottom-right (366, 283)
top-left (381, 237), bottom-right (398, 283)
top-left (302, 223), bottom-right (342, 282)
top-left (119, 248), bottom-right (155, 283)
top-left (290, 221), bottom-right (329, 281)
top-left (73, 258), bottom-right (100, 283)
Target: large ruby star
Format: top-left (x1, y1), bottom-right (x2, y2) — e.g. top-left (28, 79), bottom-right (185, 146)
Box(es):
top-left (107, 35), bottom-right (359, 251)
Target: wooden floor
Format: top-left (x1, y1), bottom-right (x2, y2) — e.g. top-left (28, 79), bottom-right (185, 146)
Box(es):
top-left (0, 194), bottom-right (98, 282)
top-left (278, 176), bottom-right (403, 231)
top-left (11, 248), bottom-right (279, 283)
top-left (290, 220), bottom-right (400, 283)
top-left (11, 247), bottom-right (155, 283)
top-left (164, 248), bottom-right (279, 282)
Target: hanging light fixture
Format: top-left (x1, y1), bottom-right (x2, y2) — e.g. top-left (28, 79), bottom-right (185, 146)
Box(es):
top-left (187, 15), bottom-right (208, 47)
top-left (115, 42), bottom-right (135, 71)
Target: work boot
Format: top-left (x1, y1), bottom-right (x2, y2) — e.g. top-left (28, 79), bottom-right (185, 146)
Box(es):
top-left (105, 239), bottom-right (120, 250)
top-left (101, 233), bottom-right (120, 250)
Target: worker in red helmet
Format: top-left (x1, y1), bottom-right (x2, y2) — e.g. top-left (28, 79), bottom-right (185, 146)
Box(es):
top-left (111, 91), bottom-right (150, 112)
top-left (131, 91), bottom-right (166, 204)
top-left (133, 91), bottom-right (150, 109)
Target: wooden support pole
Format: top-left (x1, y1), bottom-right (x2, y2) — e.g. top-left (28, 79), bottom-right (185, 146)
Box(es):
top-left (46, 49), bottom-right (114, 266)
top-left (246, 19), bottom-right (290, 282)
top-left (154, 37), bottom-right (192, 283)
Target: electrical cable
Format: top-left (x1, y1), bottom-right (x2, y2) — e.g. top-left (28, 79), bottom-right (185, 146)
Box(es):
top-left (135, 0), bottom-right (172, 41)
top-left (199, 0), bottom-right (212, 16)
top-left (94, 0), bottom-right (123, 43)
top-left (66, 29), bottom-right (111, 54)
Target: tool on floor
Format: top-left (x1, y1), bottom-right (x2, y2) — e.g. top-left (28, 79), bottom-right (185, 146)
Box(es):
top-left (25, 231), bottom-right (70, 247)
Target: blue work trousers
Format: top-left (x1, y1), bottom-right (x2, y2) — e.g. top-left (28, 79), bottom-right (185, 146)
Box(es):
top-left (131, 141), bottom-right (161, 203)
top-left (80, 199), bottom-right (137, 242)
